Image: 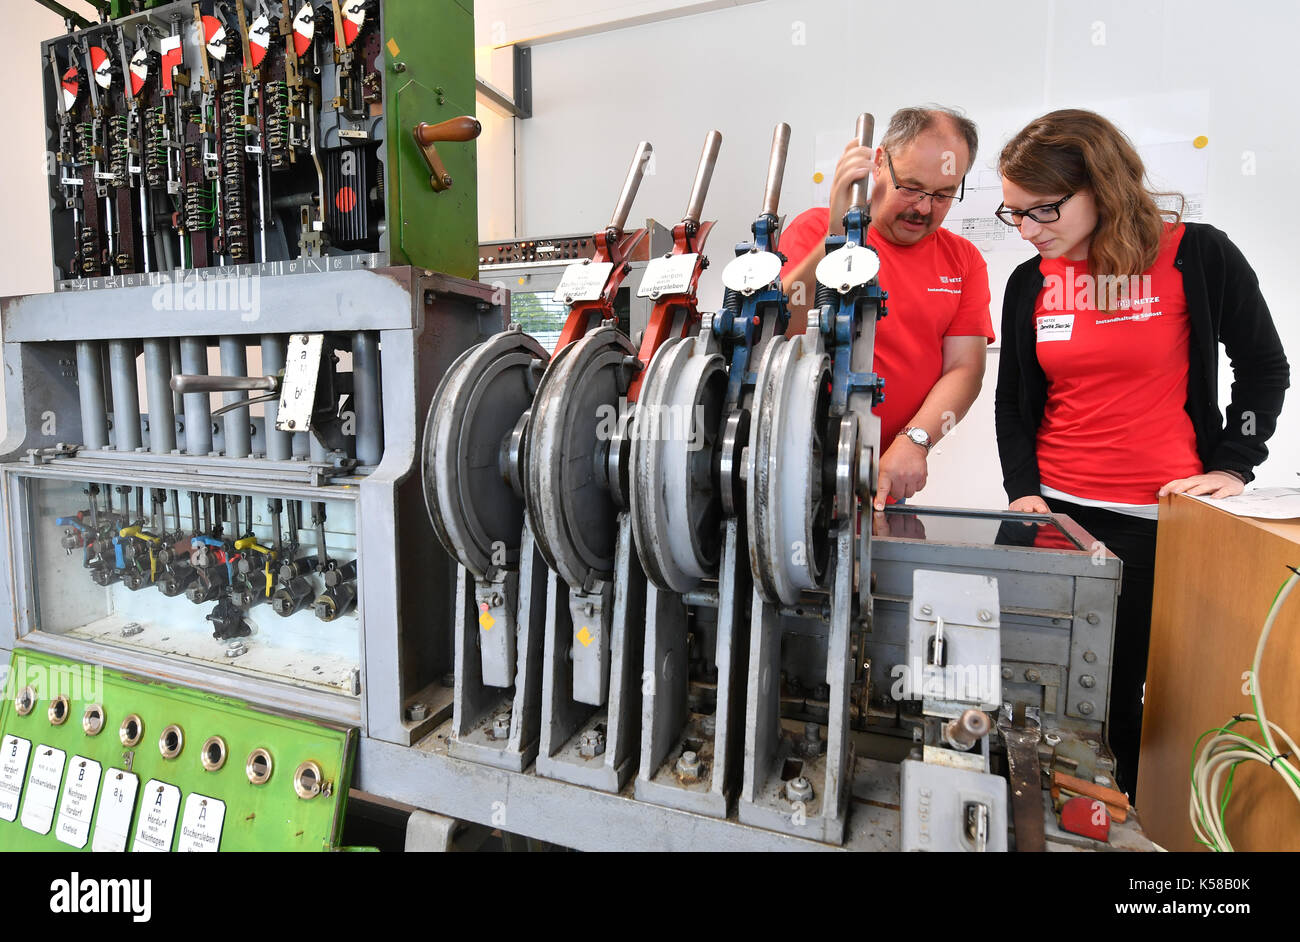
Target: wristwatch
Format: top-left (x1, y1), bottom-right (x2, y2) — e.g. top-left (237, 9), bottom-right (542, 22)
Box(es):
top-left (899, 427), bottom-right (933, 451)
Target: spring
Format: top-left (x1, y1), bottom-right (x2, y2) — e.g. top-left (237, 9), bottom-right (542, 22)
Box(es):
top-left (79, 226), bottom-right (100, 275)
top-left (74, 122), bottom-right (94, 165)
top-left (814, 282), bottom-right (837, 311)
top-left (109, 114), bottom-right (130, 188)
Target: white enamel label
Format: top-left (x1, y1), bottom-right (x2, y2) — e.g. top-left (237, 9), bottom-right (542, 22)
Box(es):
top-left (131, 779), bottom-right (181, 852)
top-left (0, 735), bottom-right (32, 822)
top-left (815, 243), bottom-right (880, 292)
top-left (55, 756), bottom-right (102, 848)
top-left (20, 745), bottom-right (66, 835)
top-left (553, 261), bottom-right (613, 304)
top-left (178, 793), bottom-right (226, 852)
top-left (91, 769), bottom-right (139, 853)
top-left (637, 254), bottom-right (699, 299)
top-left (721, 251), bottom-right (783, 296)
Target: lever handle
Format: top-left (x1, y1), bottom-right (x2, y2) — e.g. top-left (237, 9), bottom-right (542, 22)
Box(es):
top-left (608, 140), bottom-right (653, 235)
top-left (683, 130), bottom-right (722, 226)
top-left (413, 116), bottom-right (482, 192)
top-left (170, 375), bottom-right (278, 394)
top-left (761, 122), bottom-right (791, 218)
top-left (848, 112), bottom-right (875, 213)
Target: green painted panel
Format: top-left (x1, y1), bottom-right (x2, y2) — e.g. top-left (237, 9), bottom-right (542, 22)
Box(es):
top-left (0, 650), bottom-right (356, 852)
top-left (383, 0), bottom-right (479, 279)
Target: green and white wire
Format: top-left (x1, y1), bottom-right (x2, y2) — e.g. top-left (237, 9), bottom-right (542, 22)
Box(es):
top-left (1189, 570), bottom-right (1300, 851)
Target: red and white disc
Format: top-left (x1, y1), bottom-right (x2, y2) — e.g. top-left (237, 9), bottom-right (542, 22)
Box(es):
top-left (90, 46), bottom-right (113, 90)
top-left (129, 46), bottom-right (149, 97)
top-left (291, 2), bottom-right (315, 57)
top-left (246, 13), bottom-right (270, 68)
top-left (341, 0), bottom-right (365, 46)
top-left (202, 15), bottom-right (227, 61)
top-left (61, 65), bottom-right (80, 111)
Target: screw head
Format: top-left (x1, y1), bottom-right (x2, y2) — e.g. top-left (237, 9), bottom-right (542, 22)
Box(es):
top-left (919, 603), bottom-right (933, 616)
top-left (491, 714), bottom-right (511, 739)
top-left (1083, 650), bottom-right (1097, 663)
top-left (1086, 612), bottom-right (1100, 625)
top-left (1001, 667), bottom-right (1013, 680)
top-left (1079, 674), bottom-right (1096, 689)
top-left (1078, 701), bottom-right (1095, 716)
top-left (1025, 668), bottom-right (1041, 683)
top-left (674, 750), bottom-right (702, 781)
top-left (977, 609), bottom-right (992, 623)
top-left (405, 703), bottom-right (429, 722)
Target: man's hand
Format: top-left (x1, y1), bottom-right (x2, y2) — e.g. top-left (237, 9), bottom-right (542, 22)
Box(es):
top-left (874, 435), bottom-right (928, 510)
top-left (827, 141), bottom-right (876, 237)
top-left (1009, 495), bottom-right (1050, 514)
top-left (1158, 471), bottom-right (1245, 499)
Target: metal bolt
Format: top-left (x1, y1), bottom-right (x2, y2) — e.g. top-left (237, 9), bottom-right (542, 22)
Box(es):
top-left (583, 602), bottom-right (595, 617)
top-left (578, 728), bottom-right (606, 758)
top-left (700, 714), bottom-right (716, 737)
top-left (1079, 674), bottom-right (1096, 689)
top-left (919, 603), bottom-right (933, 616)
top-left (393, 61), bottom-right (406, 72)
top-left (1044, 732), bottom-right (1062, 746)
top-left (225, 639), bottom-right (247, 658)
top-left (1001, 667), bottom-right (1013, 680)
top-left (120, 622), bottom-right (143, 637)
top-left (785, 775), bottom-right (814, 803)
top-left (489, 593), bottom-right (502, 608)
top-left (803, 722), bottom-right (825, 757)
top-left (491, 713), bottom-right (511, 740)
top-left (1083, 650), bottom-right (1097, 663)
top-left (1078, 701), bottom-right (1095, 716)
top-left (675, 750), bottom-right (702, 781)
top-left (1086, 612), bottom-right (1100, 625)
top-left (1097, 756), bottom-right (1115, 771)
top-left (1025, 668), bottom-right (1041, 683)
top-left (977, 609), bottom-right (992, 623)
top-left (405, 703), bottom-right (429, 722)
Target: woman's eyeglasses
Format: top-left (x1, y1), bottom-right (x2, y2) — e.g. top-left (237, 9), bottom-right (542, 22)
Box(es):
top-left (994, 193), bottom-right (1075, 227)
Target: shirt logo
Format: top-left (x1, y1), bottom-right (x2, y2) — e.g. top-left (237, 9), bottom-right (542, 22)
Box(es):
top-left (928, 274), bottom-right (962, 295)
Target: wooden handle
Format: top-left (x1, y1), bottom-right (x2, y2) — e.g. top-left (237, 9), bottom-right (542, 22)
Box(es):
top-left (414, 116), bottom-right (482, 145)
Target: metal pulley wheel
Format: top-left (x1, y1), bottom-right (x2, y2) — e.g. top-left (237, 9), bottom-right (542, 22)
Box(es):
top-left (422, 329), bottom-right (548, 580)
top-left (629, 333), bottom-right (727, 592)
top-left (746, 333), bottom-right (833, 605)
top-left (524, 324), bottom-right (638, 592)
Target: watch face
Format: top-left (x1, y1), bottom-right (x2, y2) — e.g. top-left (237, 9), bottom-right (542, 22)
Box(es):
top-left (908, 428), bottom-right (929, 446)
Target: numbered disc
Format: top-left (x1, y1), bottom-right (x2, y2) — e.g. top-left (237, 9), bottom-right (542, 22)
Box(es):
top-left (746, 334), bottom-right (832, 604)
top-left (815, 242), bottom-right (880, 294)
top-left (721, 250), bottom-right (783, 296)
top-left (422, 330), bottom-right (548, 580)
top-left (629, 334), bottom-right (727, 592)
top-left (525, 325), bottom-right (637, 591)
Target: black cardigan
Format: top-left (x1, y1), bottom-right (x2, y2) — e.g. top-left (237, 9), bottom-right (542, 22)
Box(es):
top-left (994, 222), bottom-right (1290, 501)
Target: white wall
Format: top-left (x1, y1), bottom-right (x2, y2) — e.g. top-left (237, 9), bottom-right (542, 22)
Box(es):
top-left (510, 0), bottom-right (1300, 507)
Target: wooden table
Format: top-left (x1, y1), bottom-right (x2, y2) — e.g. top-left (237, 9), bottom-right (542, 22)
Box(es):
top-left (1138, 493), bottom-right (1300, 851)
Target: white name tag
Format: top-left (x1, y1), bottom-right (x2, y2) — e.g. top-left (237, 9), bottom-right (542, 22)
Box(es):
top-left (92, 769), bottom-right (139, 853)
top-left (553, 260), bottom-right (613, 304)
top-left (55, 756), bottom-right (102, 848)
top-left (20, 745), bottom-right (66, 835)
top-left (0, 735), bottom-right (32, 822)
top-left (132, 780), bottom-right (181, 852)
top-left (1036, 314), bottom-right (1075, 342)
top-left (178, 793), bottom-right (226, 852)
top-left (637, 254), bottom-right (699, 299)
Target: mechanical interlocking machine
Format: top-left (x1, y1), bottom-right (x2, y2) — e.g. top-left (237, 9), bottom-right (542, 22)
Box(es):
top-left (0, 0), bottom-right (1147, 852)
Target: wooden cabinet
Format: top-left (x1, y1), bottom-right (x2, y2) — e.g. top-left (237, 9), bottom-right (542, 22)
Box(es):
top-left (1139, 493), bottom-right (1300, 851)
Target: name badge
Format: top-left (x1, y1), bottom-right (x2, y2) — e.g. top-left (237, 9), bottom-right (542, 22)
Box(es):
top-left (1036, 314), bottom-right (1074, 342)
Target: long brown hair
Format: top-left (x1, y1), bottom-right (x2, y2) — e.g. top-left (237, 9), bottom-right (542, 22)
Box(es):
top-left (998, 109), bottom-right (1182, 287)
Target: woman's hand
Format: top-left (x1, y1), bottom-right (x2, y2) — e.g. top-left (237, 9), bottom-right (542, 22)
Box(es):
top-left (1158, 471), bottom-right (1245, 499)
top-left (1010, 495), bottom-right (1050, 514)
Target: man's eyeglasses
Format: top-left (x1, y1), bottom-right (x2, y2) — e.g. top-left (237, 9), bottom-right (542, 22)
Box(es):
top-left (885, 152), bottom-right (965, 205)
top-left (994, 193), bottom-right (1075, 227)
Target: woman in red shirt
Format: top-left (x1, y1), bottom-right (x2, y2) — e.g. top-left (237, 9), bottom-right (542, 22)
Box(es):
top-left (993, 110), bottom-right (1289, 799)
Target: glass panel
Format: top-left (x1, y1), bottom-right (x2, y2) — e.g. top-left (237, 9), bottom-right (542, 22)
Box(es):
top-left (872, 506), bottom-right (1084, 551)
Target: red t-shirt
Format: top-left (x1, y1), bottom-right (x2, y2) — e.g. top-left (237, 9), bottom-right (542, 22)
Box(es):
top-left (778, 207), bottom-right (994, 443)
top-left (1034, 223), bottom-right (1202, 504)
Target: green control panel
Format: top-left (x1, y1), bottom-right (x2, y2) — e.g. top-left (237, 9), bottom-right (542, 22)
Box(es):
top-left (0, 651), bottom-right (355, 851)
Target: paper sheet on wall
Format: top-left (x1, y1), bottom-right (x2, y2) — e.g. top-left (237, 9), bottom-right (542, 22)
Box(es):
top-left (1188, 487), bottom-right (1300, 520)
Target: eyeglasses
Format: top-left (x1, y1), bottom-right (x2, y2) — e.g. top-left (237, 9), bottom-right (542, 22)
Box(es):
top-left (885, 152), bottom-right (965, 205)
top-left (994, 193), bottom-right (1075, 227)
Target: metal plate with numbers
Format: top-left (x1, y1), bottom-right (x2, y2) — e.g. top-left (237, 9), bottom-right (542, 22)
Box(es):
top-left (815, 243), bottom-right (880, 293)
top-left (721, 251), bottom-right (783, 296)
top-left (277, 333), bottom-right (325, 433)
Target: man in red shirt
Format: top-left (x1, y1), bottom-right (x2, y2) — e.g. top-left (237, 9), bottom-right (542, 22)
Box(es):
top-left (780, 106), bottom-right (994, 509)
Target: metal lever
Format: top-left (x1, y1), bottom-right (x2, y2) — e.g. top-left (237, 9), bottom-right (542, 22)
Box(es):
top-left (170, 375), bottom-right (278, 394)
top-left (682, 130), bottom-right (722, 226)
top-left (761, 122), bottom-right (791, 218)
top-left (413, 115), bottom-right (482, 192)
top-left (608, 141), bottom-right (653, 235)
top-left (847, 112), bottom-right (875, 213)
